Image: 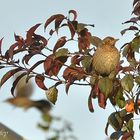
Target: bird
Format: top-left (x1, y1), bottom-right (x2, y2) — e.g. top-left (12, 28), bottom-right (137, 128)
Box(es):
top-left (92, 36), bottom-right (120, 76)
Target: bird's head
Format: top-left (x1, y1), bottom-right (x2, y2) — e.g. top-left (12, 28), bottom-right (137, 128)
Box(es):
top-left (102, 36), bottom-right (119, 47)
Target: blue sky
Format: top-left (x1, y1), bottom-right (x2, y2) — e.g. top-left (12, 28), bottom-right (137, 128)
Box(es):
top-left (0, 0), bottom-right (136, 140)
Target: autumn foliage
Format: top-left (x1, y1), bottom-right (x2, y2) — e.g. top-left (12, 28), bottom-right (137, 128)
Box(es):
top-left (1, 1), bottom-right (140, 140)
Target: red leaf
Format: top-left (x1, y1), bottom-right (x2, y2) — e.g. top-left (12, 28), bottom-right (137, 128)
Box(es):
top-left (33, 34), bottom-right (48, 46)
top-left (78, 37), bottom-right (90, 52)
top-left (14, 33), bottom-right (25, 48)
top-left (132, 2), bottom-right (140, 16)
top-left (35, 74), bottom-right (47, 90)
top-left (69, 10), bottom-right (77, 21)
top-left (88, 92), bottom-right (94, 112)
top-left (0, 67), bottom-right (23, 87)
top-left (11, 72), bottom-right (27, 96)
top-left (27, 60), bottom-right (44, 75)
top-left (44, 55), bottom-right (54, 76)
top-left (133, 0), bottom-right (139, 6)
top-left (26, 23), bottom-right (41, 45)
top-left (71, 55), bottom-right (81, 65)
top-left (5, 42), bottom-right (18, 59)
top-left (53, 36), bottom-right (67, 53)
top-left (121, 66), bottom-right (134, 73)
top-left (121, 26), bottom-right (139, 35)
top-left (68, 21), bottom-right (76, 39)
top-left (90, 84), bottom-right (99, 99)
top-left (63, 67), bottom-right (86, 81)
top-left (98, 92), bottom-right (106, 109)
top-left (121, 132), bottom-right (133, 140)
top-left (44, 55), bottom-right (68, 76)
top-left (65, 81), bottom-right (72, 94)
top-left (123, 17), bottom-right (139, 24)
top-left (44, 14), bottom-right (65, 30)
top-left (55, 15), bottom-right (65, 32)
top-left (0, 38), bottom-right (4, 54)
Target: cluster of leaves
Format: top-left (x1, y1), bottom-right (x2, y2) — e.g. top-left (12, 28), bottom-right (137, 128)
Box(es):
top-left (0, 2), bottom-right (140, 139)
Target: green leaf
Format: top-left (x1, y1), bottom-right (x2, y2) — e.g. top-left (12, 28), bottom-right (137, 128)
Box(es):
top-left (135, 76), bottom-right (140, 85)
top-left (45, 86), bottom-right (58, 104)
top-left (131, 37), bottom-right (140, 52)
top-left (77, 23), bottom-right (86, 32)
top-left (121, 74), bottom-right (134, 92)
top-left (89, 36), bottom-right (102, 47)
top-left (127, 119), bottom-right (133, 130)
top-left (108, 112), bottom-right (122, 131)
top-left (98, 77), bottom-right (113, 98)
top-left (55, 48), bottom-right (69, 58)
top-left (42, 114), bottom-right (52, 123)
top-left (115, 90), bottom-right (126, 108)
top-left (122, 44), bottom-right (129, 57)
top-left (81, 55), bottom-right (92, 70)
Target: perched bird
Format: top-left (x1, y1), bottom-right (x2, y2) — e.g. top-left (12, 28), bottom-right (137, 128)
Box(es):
top-left (92, 37), bottom-right (120, 76)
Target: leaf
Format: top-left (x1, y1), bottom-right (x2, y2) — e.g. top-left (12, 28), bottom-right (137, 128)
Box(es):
top-left (133, 0), bottom-right (139, 6)
top-left (71, 55), bottom-right (81, 65)
top-left (0, 37), bottom-right (4, 54)
top-left (98, 77), bottom-right (113, 98)
top-left (14, 33), bottom-right (25, 48)
top-left (115, 90), bottom-right (126, 109)
top-left (26, 23), bottom-right (41, 45)
top-left (108, 112), bottom-right (123, 131)
top-left (121, 74), bottom-right (134, 92)
top-left (35, 75), bottom-right (47, 90)
top-left (44, 55), bottom-right (68, 76)
top-left (121, 26), bottom-right (139, 35)
top-left (55, 15), bottom-right (65, 32)
top-left (135, 75), bottom-right (140, 85)
top-left (63, 67), bottom-right (86, 81)
top-left (33, 34), bottom-right (48, 47)
top-left (44, 14), bottom-right (65, 30)
top-left (0, 67), bottom-right (23, 87)
top-left (133, 2), bottom-right (140, 16)
top-left (78, 36), bottom-right (90, 52)
top-left (125, 100), bottom-right (134, 113)
top-left (68, 21), bottom-right (76, 39)
top-left (55, 48), bottom-right (69, 58)
top-left (77, 23), bottom-right (86, 32)
top-left (11, 72), bottom-right (27, 96)
top-left (69, 10), bottom-right (77, 21)
top-left (81, 55), bottom-right (92, 72)
top-left (89, 36), bottom-right (102, 47)
top-left (5, 42), bottom-right (19, 59)
top-left (88, 91), bottom-right (94, 112)
top-left (98, 92), bottom-right (106, 109)
top-left (45, 86), bottom-right (58, 104)
top-left (53, 36), bottom-right (67, 53)
top-left (127, 119), bottom-right (133, 130)
top-left (121, 132), bottom-right (133, 140)
top-left (110, 131), bottom-right (123, 140)
top-left (44, 55), bottom-right (54, 76)
top-left (131, 36), bottom-right (140, 52)
top-left (123, 17), bottom-right (140, 24)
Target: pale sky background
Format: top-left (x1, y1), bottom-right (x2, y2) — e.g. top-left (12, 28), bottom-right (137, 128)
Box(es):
top-left (0, 0), bottom-right (137, 140)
